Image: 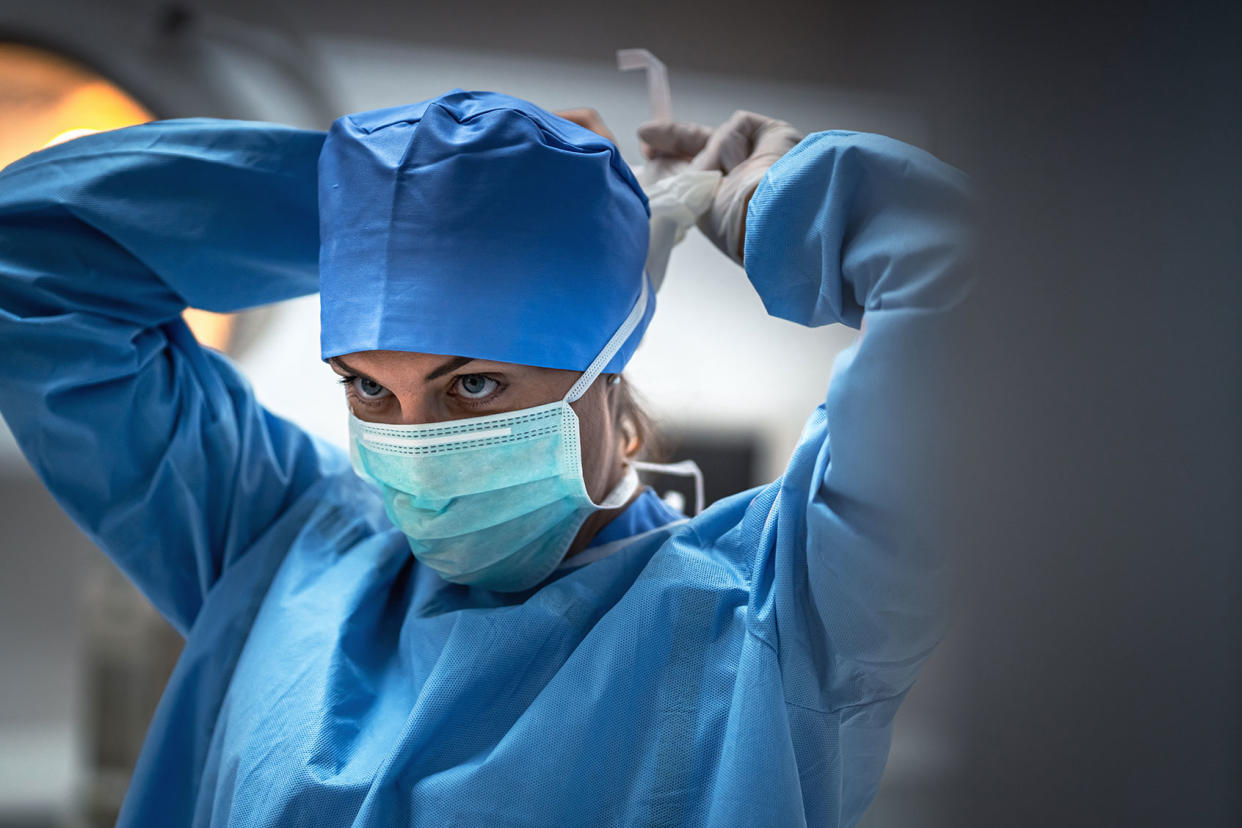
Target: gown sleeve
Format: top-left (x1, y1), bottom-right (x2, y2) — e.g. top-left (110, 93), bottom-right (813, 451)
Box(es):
top-left (742, 130), bottom-right (972, 789)
top-left (0, 119), bottom-right (345, 634)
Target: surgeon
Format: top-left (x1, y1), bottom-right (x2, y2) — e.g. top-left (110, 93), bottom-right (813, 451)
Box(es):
top-left (0, 91), bottom-right (971, 826)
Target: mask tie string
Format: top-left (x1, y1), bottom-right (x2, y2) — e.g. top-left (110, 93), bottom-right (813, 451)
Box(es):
top-left (630, 459), bottom-right (705, 516)
top-left (564, 277), bottom-right (650, 404)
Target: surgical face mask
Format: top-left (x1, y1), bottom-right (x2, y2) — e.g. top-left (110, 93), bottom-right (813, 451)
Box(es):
top-left (349, 281), bottom-right (650, 593)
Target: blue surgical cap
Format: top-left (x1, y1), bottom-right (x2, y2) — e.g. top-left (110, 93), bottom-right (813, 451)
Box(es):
top-left (318, 90), bottom-right (654, 373)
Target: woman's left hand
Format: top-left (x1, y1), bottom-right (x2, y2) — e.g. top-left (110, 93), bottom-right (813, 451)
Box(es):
top-left (640, 112), bottom-right (802, 265)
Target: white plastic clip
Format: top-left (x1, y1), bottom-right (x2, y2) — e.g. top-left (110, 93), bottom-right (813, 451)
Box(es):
top-left (617, 48), bottom-right (720, 292)
top-left (616, 48), bottom-right (672, 123)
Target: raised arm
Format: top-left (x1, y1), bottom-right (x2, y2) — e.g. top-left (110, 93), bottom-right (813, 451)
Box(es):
top-left (748, 130), bottom-right (971, 822)
top-left (645, 117), bottom-right (972, 820)
top-left (0, 119), bottom-right (345, 633)
top-left (745, 126), bottom-right (972, 696)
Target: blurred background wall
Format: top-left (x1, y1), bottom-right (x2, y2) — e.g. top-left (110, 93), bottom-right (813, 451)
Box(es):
top-left (0, 1), bottom-right (1238, 827)
top-left (0, 2), bottom-right (952, 824)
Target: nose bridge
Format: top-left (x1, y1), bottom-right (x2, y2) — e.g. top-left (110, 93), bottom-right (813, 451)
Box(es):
top-left (395, 386), bottom-right (445, 425)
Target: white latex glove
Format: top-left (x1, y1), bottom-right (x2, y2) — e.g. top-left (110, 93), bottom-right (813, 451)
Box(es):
top-left (639, 111), bottom-right (802, 265)
top-left (642, 167), bottom-right (721, 290)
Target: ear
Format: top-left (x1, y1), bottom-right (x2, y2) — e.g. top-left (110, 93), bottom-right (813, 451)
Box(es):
top-left (605, 376), bottom-right (639, 458)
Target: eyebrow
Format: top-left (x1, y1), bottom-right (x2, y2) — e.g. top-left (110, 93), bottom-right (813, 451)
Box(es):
top-left (328, 356), bottom-right (376, 382)
top-left (424, 356), bottom-right (474, 381)
top-left (328, 355), bottom-right (476, 384)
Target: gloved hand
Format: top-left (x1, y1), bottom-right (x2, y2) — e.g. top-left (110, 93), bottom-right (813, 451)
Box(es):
top-left (639, 111), bottom-right (802, 265)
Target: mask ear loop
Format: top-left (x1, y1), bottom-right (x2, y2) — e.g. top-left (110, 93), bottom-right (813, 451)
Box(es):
top-left (564, 276), bottom-right (650, 404)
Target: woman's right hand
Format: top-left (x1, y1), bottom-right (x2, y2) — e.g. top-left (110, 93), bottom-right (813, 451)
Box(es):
top-left (639, 111), bottom-right (802, 265)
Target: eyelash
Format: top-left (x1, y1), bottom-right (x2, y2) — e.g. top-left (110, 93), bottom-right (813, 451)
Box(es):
top-left (336, 375), bottom-right (386, 409)
top-left (335, 374), bottom-right (505, 408)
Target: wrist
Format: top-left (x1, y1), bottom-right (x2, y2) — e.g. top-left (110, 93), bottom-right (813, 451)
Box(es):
top-left (724, 164), bottom-right (767, 266)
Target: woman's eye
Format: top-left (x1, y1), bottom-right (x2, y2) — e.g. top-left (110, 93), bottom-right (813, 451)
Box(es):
top-left (455, 375), bottom-right (499, 399)
top-left (353, 376), bottom-right (389, 400)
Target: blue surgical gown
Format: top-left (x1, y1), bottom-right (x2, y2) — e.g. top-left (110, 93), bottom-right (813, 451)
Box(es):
top-left (0, 120), bottom-right (971, 827)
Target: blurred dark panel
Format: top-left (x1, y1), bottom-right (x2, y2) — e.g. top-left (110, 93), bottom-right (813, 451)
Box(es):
top-left (944, 1), bottom-right (1242, 825)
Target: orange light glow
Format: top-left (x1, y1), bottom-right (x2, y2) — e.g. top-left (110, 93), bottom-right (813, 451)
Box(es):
top-left (0, 42), bottom-right (237, 352)
top-left (0, 43), bottom-right (154, 167)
